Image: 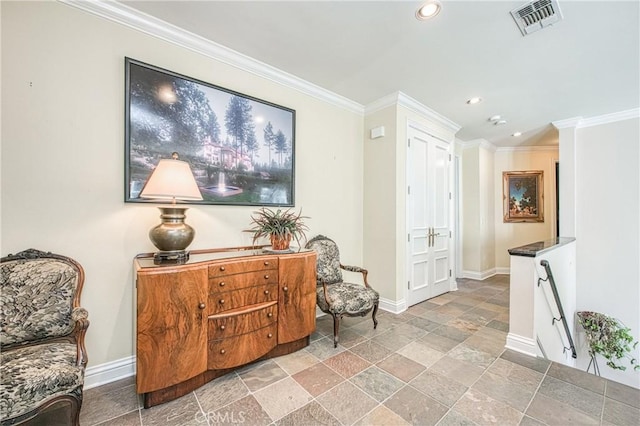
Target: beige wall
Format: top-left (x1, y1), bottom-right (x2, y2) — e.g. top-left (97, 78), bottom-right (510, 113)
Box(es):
top-left (494, 148), bottom-right (559, 269)
top-left (363, 105), bottom-right (398, 301)
top-left (480, 147), bottom-right (496, 272)
top-left (1, 2), bottom-right (364, 369)
top-left (461, 145), bottom-right (480, 273)
top-left (573, 117), bottom-right (639, 388)
top-left (461, 142), bottom-right (495, 276)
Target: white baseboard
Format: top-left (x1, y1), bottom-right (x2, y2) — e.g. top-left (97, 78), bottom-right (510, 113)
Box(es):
top-left (378, 297), bottom-right (407, 314)
top-left (84, 355), bottom-right (136, 390)
top-left (462, 269), bottom-right (496, 280)
top-left (461, 268), bottom-right (510, 280)
top-left (505, 333), bottom-right (537, 357)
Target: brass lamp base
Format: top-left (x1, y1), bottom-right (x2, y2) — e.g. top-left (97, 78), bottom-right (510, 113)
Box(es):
top-left (149, 206), bottom-right (195, 264)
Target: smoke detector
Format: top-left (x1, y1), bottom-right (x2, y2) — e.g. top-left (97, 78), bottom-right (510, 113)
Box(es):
top-left (511, 0), bottom-right (563, 36)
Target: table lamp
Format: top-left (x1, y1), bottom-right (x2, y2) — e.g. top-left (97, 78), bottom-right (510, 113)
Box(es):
top-left (139, 152), bottom-right (203, 264)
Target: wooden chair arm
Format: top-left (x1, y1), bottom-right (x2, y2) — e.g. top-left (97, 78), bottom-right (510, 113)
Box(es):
top-left (340, 264), bottom-right (371, 288)
top-left (72, 307), bottom-right (90, 368)
top-left (322, 282), bottom-right (332, 306)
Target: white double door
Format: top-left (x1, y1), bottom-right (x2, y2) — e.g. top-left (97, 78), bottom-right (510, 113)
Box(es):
top-left (406, 125), bottom-right (452, 306)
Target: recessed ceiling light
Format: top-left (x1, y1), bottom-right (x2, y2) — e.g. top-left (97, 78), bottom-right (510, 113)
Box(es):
top-left (466, 97), bottom-right (482, 105)
top-left (416, 1), bottom-right (442, 20)
top-left (494, 120), bottom-right (507, 125)
top-left (512, 132), bottom-right (522, 137)
top-left (489, 115), bottom-right (502, 122)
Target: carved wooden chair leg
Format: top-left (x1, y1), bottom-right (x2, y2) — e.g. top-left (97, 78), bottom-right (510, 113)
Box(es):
top-left (372, 302), bottom-right (379, 329)
top-left (332, 313), bottom-right (341, 348)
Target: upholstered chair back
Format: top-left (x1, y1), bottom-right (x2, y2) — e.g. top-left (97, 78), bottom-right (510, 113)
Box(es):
top-left (1, 256), bottom-right (81, 348)
top-left (305, 235), bottom-right (343, 285)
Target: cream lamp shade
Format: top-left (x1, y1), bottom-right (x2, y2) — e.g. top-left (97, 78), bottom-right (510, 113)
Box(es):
top-left (139, 153), bottom-right (202, 264)
top-left (139, 155), bottom-right (203, 202)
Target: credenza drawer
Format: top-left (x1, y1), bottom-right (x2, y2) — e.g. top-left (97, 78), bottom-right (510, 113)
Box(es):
top-left (208, 323), bottom-right (277, 369)
top-left (208, 284), bottom-right (278, 315)
top-left (209, 257), bottom-right (277, 278)
top-left (208, 303), bottom-right (277, 340)
top-left (209, 270), bottom-right (278, 293)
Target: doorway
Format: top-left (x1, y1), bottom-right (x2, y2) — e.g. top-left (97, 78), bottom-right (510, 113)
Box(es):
top-left (406, 124), bottom-right (452, 306)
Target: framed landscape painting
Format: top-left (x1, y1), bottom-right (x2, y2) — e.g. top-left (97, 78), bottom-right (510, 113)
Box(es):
top-left (503, 170), bottom-right (544, 223)
top-left (125, 58), bottom-right (296, 206)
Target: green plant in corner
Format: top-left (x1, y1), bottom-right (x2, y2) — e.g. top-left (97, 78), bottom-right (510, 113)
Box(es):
top-left (245, 207), bottom-right (309, 251)
top-left (577, 311), bottom-right (640, 374)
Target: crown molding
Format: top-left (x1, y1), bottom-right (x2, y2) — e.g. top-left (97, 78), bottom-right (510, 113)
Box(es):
top-left (553, 108), bottom-right (639, 130)
top-left (58, 0), bottom-right (364, 114)
top-left (365, 91), bottom-right (461, 135)
top-left (363, 92), bottom-right (399, 115)
top-left (552, 117), bottom-right (583, 129)
top-left (495, 145), bottom-right (559, 152)
top-left (397, 92), bottom-right (461, 134)
top-left (460, 138), bottom-right (497, 152)
top-left (578, 108), bottom-right (640, 128)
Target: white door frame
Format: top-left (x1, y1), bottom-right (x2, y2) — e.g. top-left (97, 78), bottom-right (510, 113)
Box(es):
top-left (405, 120), bottom-right (456, 305)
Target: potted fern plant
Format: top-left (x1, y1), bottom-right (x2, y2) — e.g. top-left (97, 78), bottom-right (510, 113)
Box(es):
top-left (245, 207), bottom-right (309, 251)
top-left (577, 311), bottom-right (639, 374)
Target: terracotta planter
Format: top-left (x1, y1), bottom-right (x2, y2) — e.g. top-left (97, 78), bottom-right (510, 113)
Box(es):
top-left (270, 234), bottom-right (291, 251)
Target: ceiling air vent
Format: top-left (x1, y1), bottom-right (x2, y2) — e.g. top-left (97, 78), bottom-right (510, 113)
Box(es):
top-left (511, 0), bottom-right (563, 36)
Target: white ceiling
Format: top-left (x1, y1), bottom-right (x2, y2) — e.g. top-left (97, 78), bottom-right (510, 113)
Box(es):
top-left (122, 0), bottom-right (639, 147)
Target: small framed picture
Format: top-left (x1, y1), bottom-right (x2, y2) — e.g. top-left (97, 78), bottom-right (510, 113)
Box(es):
top-left (503, 170), bottom-right (544, 223)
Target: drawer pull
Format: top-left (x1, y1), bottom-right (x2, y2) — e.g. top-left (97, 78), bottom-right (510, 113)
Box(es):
top-left (267, 312), bottom-right (273, 318)
top-left (220, 349), bottom-right (226, 354)
top-left (220, 325), bottom-right (225, 330)
top-left (264, 274), bottom-right (269, 279)
top-left (267, 333), bottom-right (273, 338)
top-left (219, 299), bottom-right (225, 304)
top-left (220, 266), bottom-right (226, 271)
top-left (198, 302), bottom-right (206, 309)
top-left (283, 286), bottom-right (289, 292)
top-left (264, 261), bottom-right (269, 266)
top-left (219, 282), bottom-right (225, 287)
top-left (264, 290), bottom-right (270, 295)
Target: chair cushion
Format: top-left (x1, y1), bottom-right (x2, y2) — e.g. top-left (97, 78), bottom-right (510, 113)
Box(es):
top-left (0, 342), bottom-right (84, 421)
top-left (317, 282), bottom-right (380, 315)
top-left (1, 259), bottom-right (78, 347)
top-left (306, 236), bottom-right (343, 285)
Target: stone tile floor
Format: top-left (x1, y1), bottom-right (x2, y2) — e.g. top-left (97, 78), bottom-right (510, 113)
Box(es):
top-left (80, 276), bottom-right (640, 425)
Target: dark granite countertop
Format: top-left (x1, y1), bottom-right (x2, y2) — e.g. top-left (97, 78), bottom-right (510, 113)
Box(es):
top-left (508, 237), bottom-right (576, 257)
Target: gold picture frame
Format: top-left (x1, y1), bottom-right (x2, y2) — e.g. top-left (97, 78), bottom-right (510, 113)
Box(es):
top-left (503, 170), bottom-right (544, 223)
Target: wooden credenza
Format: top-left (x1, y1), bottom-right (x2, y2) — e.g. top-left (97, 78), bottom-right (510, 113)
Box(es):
top-left (134, 248), bottom-right (317, 408)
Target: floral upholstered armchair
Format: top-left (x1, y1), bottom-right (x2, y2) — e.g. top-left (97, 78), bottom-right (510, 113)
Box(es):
top-left (0, 249), bottom-right (89, 425)
top-left (305, 235), bottom-right (379, 348)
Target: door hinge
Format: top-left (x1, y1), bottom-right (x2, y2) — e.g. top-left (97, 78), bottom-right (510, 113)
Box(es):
top-left (449, 192), bottom-right (452, 200)
top-left (408, 280), bottom-right (411, 289)
top-left (449, 154), bottom-right (452, 161)
top-left (407, 233), bottom-right (410, 242)
top-left (408, 138), bottom-right (411, 147)
top-left (449, 230), bottom-right (452, 238)
top-left (408, 186), bottom-right (411, 195)
top-left (449, 269), bottom-right (452, 277)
